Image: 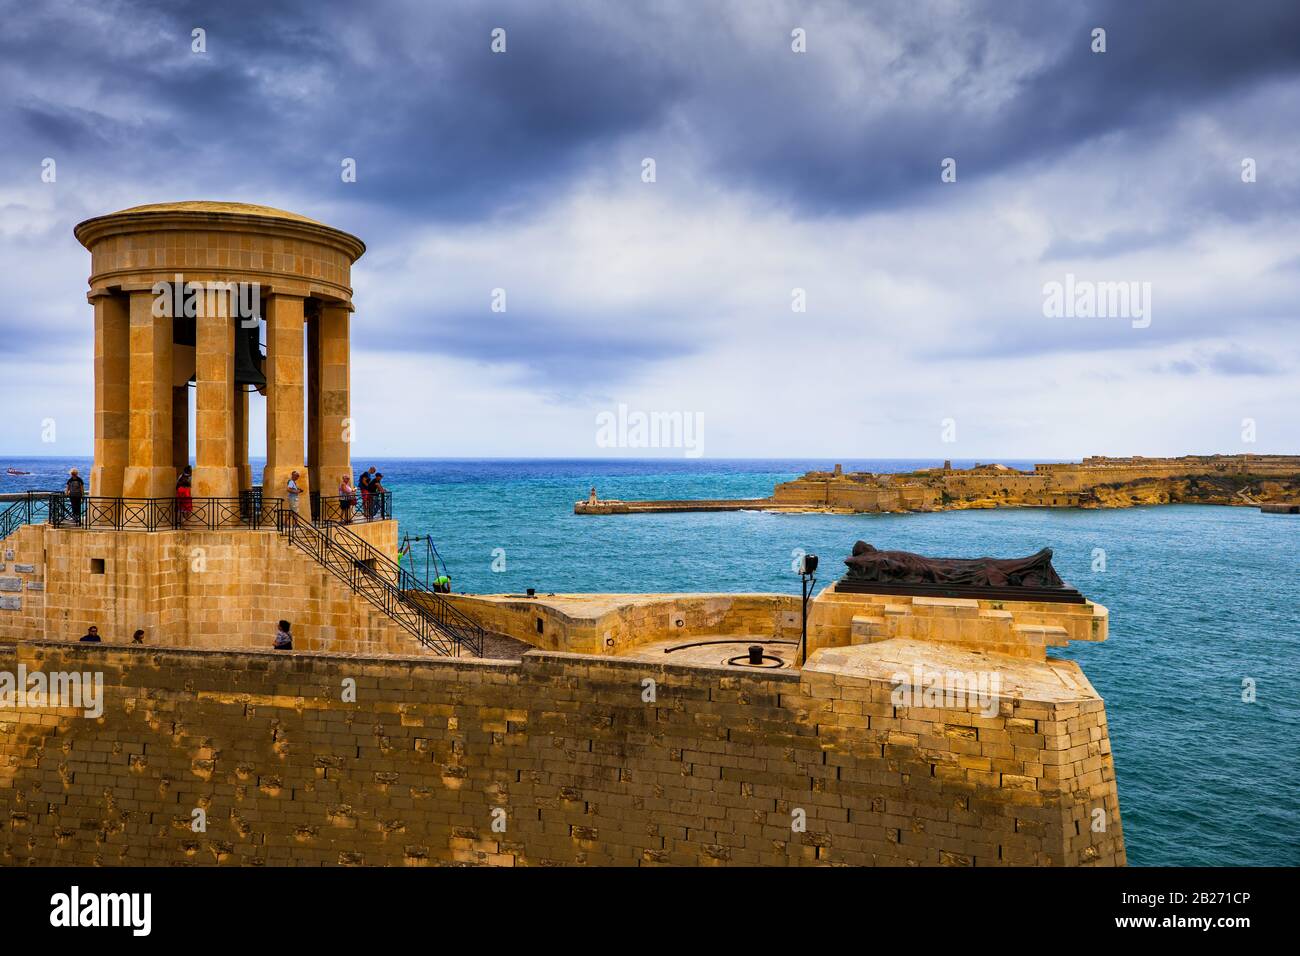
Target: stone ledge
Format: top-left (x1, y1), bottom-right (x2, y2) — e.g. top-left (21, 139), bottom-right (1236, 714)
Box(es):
top-left (0, 637), bottom-right (802, 684)
top-left (912, 595), bottom-right (981, 610)
top-left (521, 648), bottom-right (802, 684)
top-left (804, 638), bottom-right (1102, 705)
top-left (0, 637), bottom-right (513, 671)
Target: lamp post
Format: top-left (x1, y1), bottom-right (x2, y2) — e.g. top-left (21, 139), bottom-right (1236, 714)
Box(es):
top-left (796, 553), bottom-right (818, 665)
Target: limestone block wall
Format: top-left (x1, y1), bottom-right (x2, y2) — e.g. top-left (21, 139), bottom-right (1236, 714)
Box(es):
top-left (435, 592), bottom-right (802, 655)
top-left (896, 486), bottom-right (941, 509)
top-left (771, 479), bottom-right (832, 507)
top-left (771, 479), bottom-right (941, 512)
top-left (0, 639), bottom-right (1124, 866)
top-left (819, 485), bottom-right (901, 512)
top-left (1056, 455), bottom-right (1300, 480)
top-left (0, 522), bottom-right (414, 656)
top-left (0, 526), bottom-right (46, 641)
top-left (940, 474), bottom-right (1053, 497)
top-left (1031, 456), bottom-right (1300, 493)
top-left (808, 585), bottom-right (1107, 660)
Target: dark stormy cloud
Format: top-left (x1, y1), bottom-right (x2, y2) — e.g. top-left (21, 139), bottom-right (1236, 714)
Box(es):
top-left (0, 0), bottom-right (1297, 456)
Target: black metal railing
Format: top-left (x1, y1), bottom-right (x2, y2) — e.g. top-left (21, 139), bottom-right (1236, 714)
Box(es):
top-left (3, 487), bottom-right (393, 536)
top-left (53, 493), bottom-right (277, 531)
top-left (2, 491), bottom-right (281, 536)
top-left (309, 489), bottom-right (392, 523)
top-left (0, 492), bottom-right (56, 541)
top-left (280, 511), bottom-right (485, 657)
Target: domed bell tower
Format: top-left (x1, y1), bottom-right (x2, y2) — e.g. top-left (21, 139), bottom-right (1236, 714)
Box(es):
top-left (73, 202), bottom-right (365, 510)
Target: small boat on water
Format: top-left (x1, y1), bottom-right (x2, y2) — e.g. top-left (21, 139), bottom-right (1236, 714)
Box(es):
top-left (5, 468), bottom-right (33, 476)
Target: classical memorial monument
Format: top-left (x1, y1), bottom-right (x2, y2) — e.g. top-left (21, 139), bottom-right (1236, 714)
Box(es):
top-left (0, 203), bottom-right (1123, 867)
top-left (0, 202), bottom-right (483, 656)
top-left (74, 201), bottom-right (361, 507)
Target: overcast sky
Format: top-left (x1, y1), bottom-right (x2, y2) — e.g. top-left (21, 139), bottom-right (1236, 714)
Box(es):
top-left (2, 0), bottom-right (1297, 459)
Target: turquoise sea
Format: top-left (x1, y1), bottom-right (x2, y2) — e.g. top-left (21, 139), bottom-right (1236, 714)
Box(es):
top-left (4, 456), bottom-right (1297, 867)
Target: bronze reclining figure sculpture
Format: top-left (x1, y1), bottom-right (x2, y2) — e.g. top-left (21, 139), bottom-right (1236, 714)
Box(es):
top-left (843, 541), bottom-right (1067, 589)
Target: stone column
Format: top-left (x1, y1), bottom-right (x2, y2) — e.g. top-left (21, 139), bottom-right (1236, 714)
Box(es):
top-left (122, 290), bottom-right (174, 498)
top-left (306, 310), bottom-right (321, 500)
top-left (262, 293), bottom-right (308, 513)
top-left (171, 387), bottom-right (189, 473)
top-left (90, 293), bottom-right (130, 497)
top-left (191, 300), bottom-right (238, 498)
top-left (313, 302), bottom-right (353, 493)
top-left (233, 386), bottom-right (252, 493)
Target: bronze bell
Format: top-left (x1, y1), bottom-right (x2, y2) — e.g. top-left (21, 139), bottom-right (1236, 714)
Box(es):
top-left (175, 317), bottom-right (266, 393)
top-left (234, 323), bottom-right (267, 394)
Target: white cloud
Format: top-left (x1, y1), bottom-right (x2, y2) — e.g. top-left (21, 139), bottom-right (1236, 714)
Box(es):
top-left (0, 1), bottom-right (1296, 460)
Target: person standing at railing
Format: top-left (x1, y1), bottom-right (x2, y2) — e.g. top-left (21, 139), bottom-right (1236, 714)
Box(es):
top-left (286, 471), bottom-right (303, 516)
top-left (358, 466), bottom-right (376, 520)
top-left (65, 468), bottom-right (84, 526)
top-left (339, 473), bottom-right (356, 523)
top-left (370, 473), bottom-right (386, 519)
top-left (176, 466), bottom-right (193, 520)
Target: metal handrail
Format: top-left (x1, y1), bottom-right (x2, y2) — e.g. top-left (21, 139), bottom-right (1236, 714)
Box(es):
top-left (324, 520), bottom-right (486, 652)
top-left (310, 489), bottom-right (392, 523)
top-left (0, 492), bottom-right (279, 532)
top-left (280, 511), bottom-right (484, 657)
top-left (0, 492), bottom-right (55, 541)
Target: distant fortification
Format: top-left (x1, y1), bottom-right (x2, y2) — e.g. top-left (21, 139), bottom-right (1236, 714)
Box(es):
top-left (578, 454), bottom-right (1300, 514)
top-left (771, 453), bottom-right (1300, 513)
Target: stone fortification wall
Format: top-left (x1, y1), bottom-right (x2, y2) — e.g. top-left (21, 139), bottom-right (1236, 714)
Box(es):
top-left (0, 639), bottom-right (1124, 867)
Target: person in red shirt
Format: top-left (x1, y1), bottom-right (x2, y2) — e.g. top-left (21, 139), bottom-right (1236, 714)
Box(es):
top-left (176, 466), bottom-right (193, 518)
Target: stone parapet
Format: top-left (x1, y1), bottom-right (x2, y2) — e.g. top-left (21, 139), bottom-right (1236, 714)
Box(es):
top-left (434, 592), bottom-right (803, 656)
